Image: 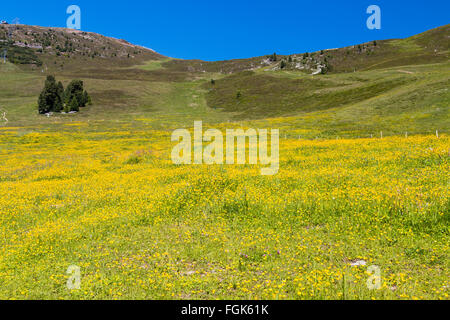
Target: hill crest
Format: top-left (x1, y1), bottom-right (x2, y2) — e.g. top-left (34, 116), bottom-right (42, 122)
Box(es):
top-left (0, 24), bottom-right (448, 75)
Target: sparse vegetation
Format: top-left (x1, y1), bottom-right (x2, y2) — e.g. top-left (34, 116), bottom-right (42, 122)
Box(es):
top-left (0, 41), bottom-right (42, 66)
top-left (269, 52), bottom-right (277, 62)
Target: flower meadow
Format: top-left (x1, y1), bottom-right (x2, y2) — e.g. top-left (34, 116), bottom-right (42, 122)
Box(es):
top-left (0, 124), bottom-right (448, 300)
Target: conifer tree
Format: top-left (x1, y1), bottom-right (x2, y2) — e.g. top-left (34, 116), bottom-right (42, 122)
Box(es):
top-left (70, 96), bottom-right (79, 112)
top-left (37, 75), bottom-right (63, 114)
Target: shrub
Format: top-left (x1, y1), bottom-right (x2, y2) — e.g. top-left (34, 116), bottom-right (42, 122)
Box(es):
top-left (321, 62), bottom-right (331, 74)
top-left (125, 155), bottom-right (143, 165)
top-left (0, 42), bottom-right (42, 66)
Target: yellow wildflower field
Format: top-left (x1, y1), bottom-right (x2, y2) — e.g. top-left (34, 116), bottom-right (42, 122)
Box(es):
top-left (0, 125), bottom-right (448, 300)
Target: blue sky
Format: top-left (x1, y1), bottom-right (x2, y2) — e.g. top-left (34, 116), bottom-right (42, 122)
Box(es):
top-left (1, 0), bottom-right (449, 61)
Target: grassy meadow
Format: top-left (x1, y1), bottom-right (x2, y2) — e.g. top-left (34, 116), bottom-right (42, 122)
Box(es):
top-left (0, 25), bottom-right (449, 300)
top-left (0, 122), bottom-right (448, 299)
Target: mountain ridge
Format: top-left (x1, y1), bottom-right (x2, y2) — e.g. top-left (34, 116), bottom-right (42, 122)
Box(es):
top-left (1, 23), bottom-right (448, 75)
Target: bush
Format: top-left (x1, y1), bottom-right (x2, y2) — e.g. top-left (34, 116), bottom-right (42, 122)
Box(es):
top-left (0, 42), bottom-right (42, 66)
top-left (321, 62), bottom-right (331, 74)
top-left (125, 155), bottom-right (143, 165)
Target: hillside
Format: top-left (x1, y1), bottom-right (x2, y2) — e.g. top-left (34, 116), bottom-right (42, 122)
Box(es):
top-left (1, 24), bottom-right (448, 75)
top-left (0, 24), bottom-right (448, 136)
top-left (0, 24), bottom-right (163, 73)
top-left (162, 24), bottom-right (450, 74)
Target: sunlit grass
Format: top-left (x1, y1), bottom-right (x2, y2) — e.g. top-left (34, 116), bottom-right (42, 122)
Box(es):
top-left (0, 124), bottom-right (448, 299)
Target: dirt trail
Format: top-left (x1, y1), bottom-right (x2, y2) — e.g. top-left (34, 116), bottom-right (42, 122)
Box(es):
top-left (397, 70), bottom-right (414, 74)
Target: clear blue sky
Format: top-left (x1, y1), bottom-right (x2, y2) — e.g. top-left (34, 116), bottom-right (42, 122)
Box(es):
top-left (1, 0), bottom-right (449, 61)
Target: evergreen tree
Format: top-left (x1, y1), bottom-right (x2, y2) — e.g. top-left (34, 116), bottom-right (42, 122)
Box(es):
top-left (57, 81), bottom-right (64, 100)
top-left (37, 77), bottom-right (90, 114)
top-left (70, 96), bottom-right (79, 112)
top-left (83, 90), bottom-right (92, 105)
top-left (76, 91), bottom-right (85, 107)
top-left (64, 80), bottom-right (89, 108)
top-left (37, 75), bottom-right (63, 114)
top-left (38, 91), bottom-right (48, 114)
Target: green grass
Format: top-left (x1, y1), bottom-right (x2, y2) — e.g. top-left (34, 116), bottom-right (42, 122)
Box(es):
top-left (136, 58), bottom-right (173, 71)
top-left (1, 58), bottom-right (448, 138)
top-left (0, 24), bottom-right (449, 300)
top-left (0, 127), bottom-right (448, 299)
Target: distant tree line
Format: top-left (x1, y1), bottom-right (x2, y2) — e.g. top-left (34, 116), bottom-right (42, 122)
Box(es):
top-left (38, 76), bottom-right (91, 114)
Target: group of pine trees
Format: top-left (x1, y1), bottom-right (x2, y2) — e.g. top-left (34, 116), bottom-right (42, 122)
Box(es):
top-left (38, 76), bottom-right (91, 114)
